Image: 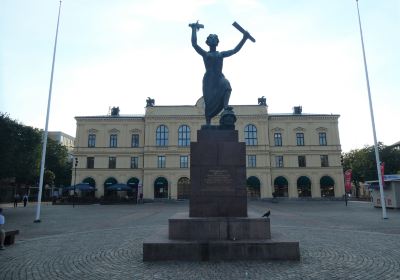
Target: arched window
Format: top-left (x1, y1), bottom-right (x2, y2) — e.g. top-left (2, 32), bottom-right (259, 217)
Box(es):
top-left (82, 177), bottom-right (96, 187)
top-left (81, 177), bottom-right (96, 198)
top-left (178, 125), bottom-right (191, 147)
top-left (244, 124), bottom-right (257, 146)
top-left (127, 177), bottom-right (140, 201)
top-left (177, 177), bottom-right (191, 199)
top-left (154, 177), bottom-right (168, 199)
top-left (104, 177), bottom-right (118, 188)
top-left (104, 177), bottom-right (118, 198)
top-left (297, 176), bottom-right (311, 197)
top-left (274, 176), bottom-right (288, 197)
top-left (156, 125), bottom-right (169, 146)
top-left (320, 176), bottom-right (335, 197)
top-left (127, 177), bottom-right (139, 188)
top-left (246, 176), bottom-right (260, 198)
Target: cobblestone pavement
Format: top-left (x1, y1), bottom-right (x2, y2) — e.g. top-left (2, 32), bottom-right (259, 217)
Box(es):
top-left (1, 200), bottom-right (400, 279)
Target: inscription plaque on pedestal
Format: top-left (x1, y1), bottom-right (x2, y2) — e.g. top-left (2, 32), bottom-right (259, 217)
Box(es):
top-left (189, 129), bottom-right (247, 217)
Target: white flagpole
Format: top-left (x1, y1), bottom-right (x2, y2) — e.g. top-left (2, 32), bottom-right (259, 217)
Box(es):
top-left (34, 0), bottom-right (63, 223)
top-left (355, 0), bottom-right (387, 219)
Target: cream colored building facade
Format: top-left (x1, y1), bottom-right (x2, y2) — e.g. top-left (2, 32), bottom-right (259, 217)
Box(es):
top-left (48, 131), bottom-right (75, 161)
top-left (73, 99), bottom-right (344, 200)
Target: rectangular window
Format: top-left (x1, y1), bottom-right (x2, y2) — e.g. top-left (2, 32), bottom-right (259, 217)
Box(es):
top-left (131, 157), bottom-right (139, 169)
top-left (110, 134), bottom-right (118, 148)
top-left (298, 155), bottom-right (306, 167)
top-left (180, 156), bottom-right (189, 168)
top-left (88, 134), bottom-right (96, 147)
top-left (274, 133), bottom-right (282, 146)
top-left (296, 133), bottom-right (305, 146)
top-left (131, 134), bottom-right (139, 147)
top-left (248, 155), bottom-right (256, 167)
top-left (275, 156), bottom-right (284, 167)
top-left (109, 157), bottom-right (116, 169)
top-left (319, 132), bottom-right (327, 146)
top-left (157, 156), bottom-right (166, 168)
top-left (87, 157), bottom-right (94, 169)
top-left (321, 155), bottom-right (329, 167)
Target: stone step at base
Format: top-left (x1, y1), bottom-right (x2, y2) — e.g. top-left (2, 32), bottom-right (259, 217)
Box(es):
top-left (143, 231), bottom-right (300, 261)
top-left (169, 212), bottom-right (271, 240)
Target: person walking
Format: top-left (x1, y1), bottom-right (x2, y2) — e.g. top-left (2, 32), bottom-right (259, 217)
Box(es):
top-left (0, 208), bottom-right (5, 250)
top-left (23, 194), bottom-right (28, 207)
top-left (13, 193), bottom-right (20, 208)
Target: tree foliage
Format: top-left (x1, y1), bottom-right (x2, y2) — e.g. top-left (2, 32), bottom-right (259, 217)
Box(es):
top-left (0, 113), bottom-right (41, 184)
top-left (342, 143), bottom-right (400, 184)
top-left (44, 170), bottom-right (56, 186)
top-left (0, 112), bottom-right (72, 187)
top-left (46, 138), bottom-right (72, 187)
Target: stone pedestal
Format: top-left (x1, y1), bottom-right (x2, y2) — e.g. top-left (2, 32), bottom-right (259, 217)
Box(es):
top-left (143, 236), bottom-right (300, 261)
top-left (190, 129), bottom-right (247, 217)
top-left (169, 212), bottom-right (271, 240)
top-left (143, 127), bottom-right (300, 261)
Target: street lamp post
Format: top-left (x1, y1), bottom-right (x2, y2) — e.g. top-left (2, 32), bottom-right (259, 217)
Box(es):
top-left (73, 157), bottom-right (78, 208)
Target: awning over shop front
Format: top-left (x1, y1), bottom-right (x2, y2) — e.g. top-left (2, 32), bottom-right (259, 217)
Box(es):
top-left (64, 183), bottom-right (97, 192)
top-left (106, 183), bottom-right (132, 191)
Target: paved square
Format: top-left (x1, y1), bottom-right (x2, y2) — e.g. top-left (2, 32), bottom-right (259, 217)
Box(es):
top-left (0, 200), bottom-right (399, 279)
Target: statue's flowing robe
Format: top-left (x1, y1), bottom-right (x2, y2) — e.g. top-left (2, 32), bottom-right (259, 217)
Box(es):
top-left (202, 52), bottom-right (231, 120)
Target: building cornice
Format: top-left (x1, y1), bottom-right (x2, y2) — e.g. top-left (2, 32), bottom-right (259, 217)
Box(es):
top-left (75, 115), bottom-right (144, 121)
top-left (268, 114), bottom-right (339, 121)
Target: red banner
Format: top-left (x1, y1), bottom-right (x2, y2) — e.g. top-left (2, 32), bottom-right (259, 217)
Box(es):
top-left (345, 169), bottom-right (352, 192)
top-left (380, 162), bottom-right (385, 184)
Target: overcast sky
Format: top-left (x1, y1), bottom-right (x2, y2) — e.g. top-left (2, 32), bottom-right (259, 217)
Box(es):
top-left (1, 0), bottom-right (399, 152)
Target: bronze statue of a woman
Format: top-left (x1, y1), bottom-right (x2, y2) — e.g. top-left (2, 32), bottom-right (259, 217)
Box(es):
top-left (189, 21), bottom-right (253, 125)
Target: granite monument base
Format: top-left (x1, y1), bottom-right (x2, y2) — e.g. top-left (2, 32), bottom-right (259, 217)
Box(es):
top-left (143, 232), bottom-right (300, 261)
top-left (169, 212), bottom-right (271, 240)
top-left (143, 211), bottom-right (300, 261)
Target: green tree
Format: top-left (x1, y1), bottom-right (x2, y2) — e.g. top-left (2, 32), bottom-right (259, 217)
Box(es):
top-left (0, 113), bottom-right (41, 184)
top-left (0, 112), bottom-right (72, 188)
top-left (380, 145), bottom-right (400, 175)
top-left (45, 138), bottom-right (72, 187)
top-left (44, 170), bottom-right (56, 186)
top-left (342, 143), bottom-right (400, 196)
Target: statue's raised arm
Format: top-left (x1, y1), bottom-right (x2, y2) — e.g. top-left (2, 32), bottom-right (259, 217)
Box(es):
top-left (189, 21), bottom-right (206, 57)
top-left (221, 22), bottom-right (255, 58)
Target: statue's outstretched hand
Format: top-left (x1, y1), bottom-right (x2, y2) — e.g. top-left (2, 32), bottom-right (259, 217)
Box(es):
top-left (243, 30), bottom-right (251, 40)
top-left (189, 21), bottom-right (204, 31)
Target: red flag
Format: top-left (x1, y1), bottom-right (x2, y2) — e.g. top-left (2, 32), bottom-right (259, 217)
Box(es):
top-left (345, 169), bottom-right (352, 192)
top-left (380, 162), bottom-right (385, 185)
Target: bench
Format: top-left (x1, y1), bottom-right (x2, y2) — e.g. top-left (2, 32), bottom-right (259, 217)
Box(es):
top-left (5, 230), bottom-right (19, 246)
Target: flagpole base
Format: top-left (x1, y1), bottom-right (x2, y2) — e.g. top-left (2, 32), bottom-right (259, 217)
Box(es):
top-left (34, 219), bottom-right (41, 223)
